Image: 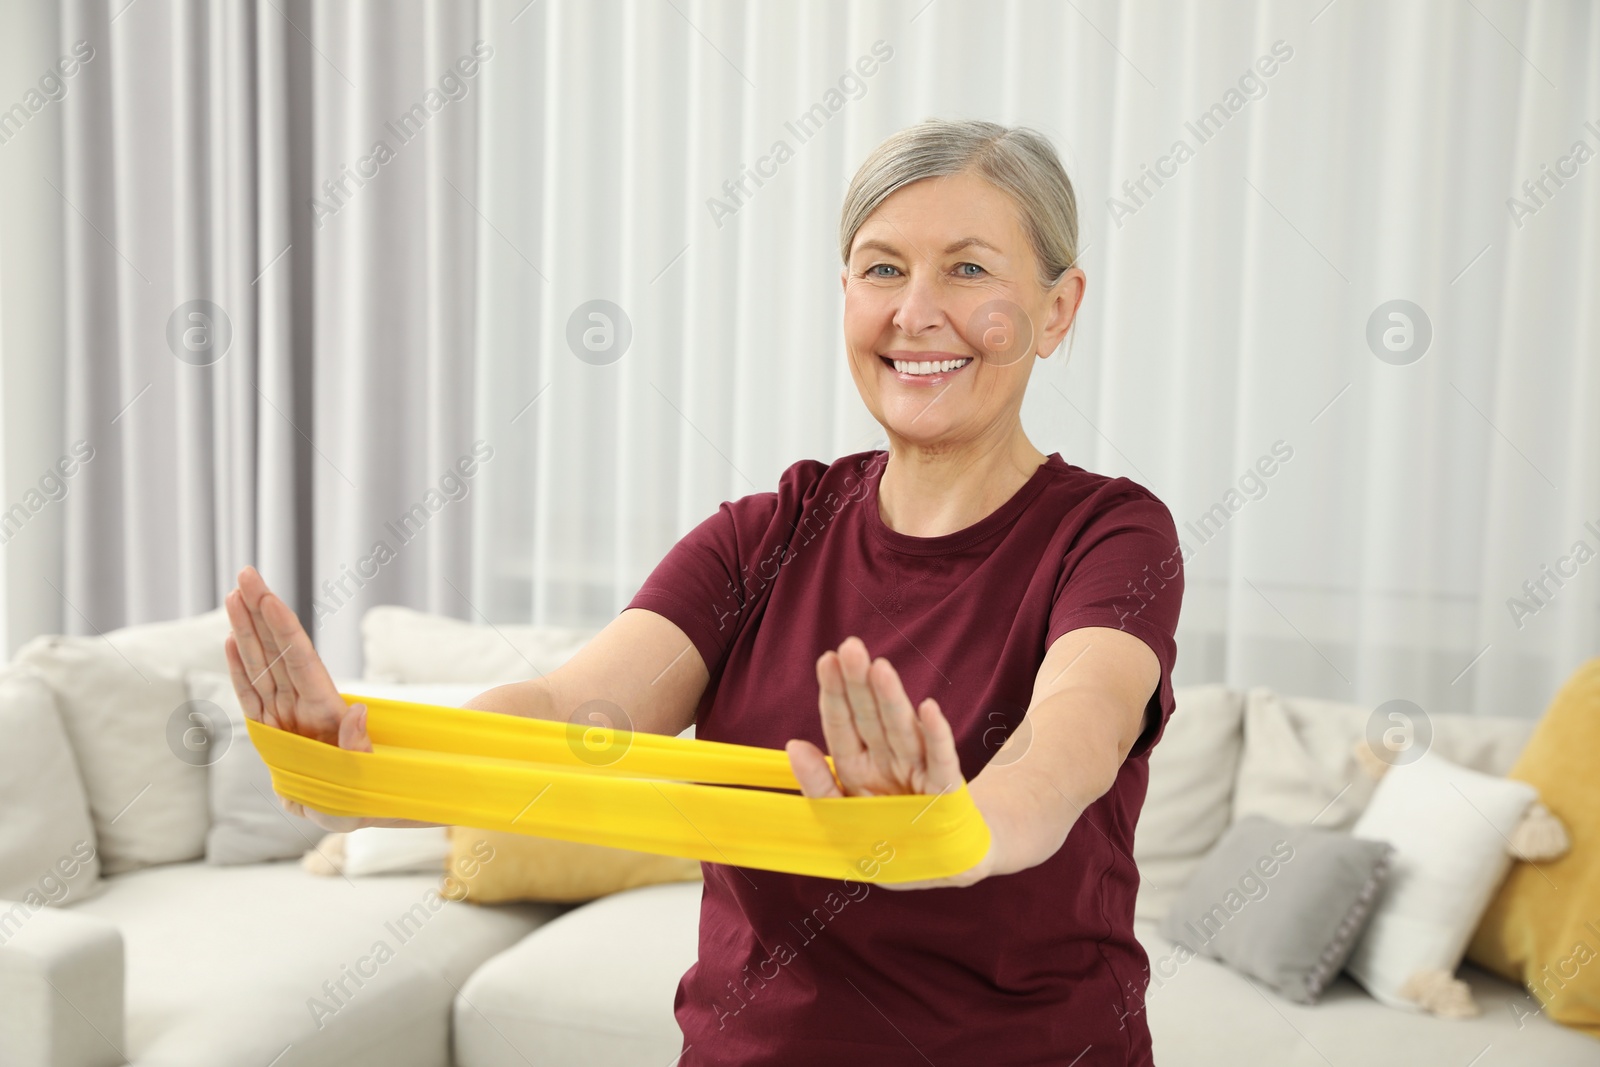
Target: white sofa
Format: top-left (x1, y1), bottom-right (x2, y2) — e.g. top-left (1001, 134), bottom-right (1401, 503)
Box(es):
top-left (2, 608), bottom-right (1594, 1066)
top-left (448, 683), bottom-right (1597, 1067)
top-left (0, 609), bottom-right (569, 1067)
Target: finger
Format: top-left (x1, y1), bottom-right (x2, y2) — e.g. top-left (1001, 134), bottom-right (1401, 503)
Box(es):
top-left (814, 651), bottom-right (867, 763)
top-left (338, 704), bottom-right (373, 753)
top-left (259, 589), bottom-right (337, 708)
top-left (915, 697), bottom-right (966, 793)
top-left (785, 739), bottom-right (844, 798)
top-left (253, 591), bottom-right (303, 707)
top-left (867, 657), bottom-right (923, 780)
top-left (239, 568), bottom-right (294, 693)
top-left (225, 586), bottom-right (276, 702)
top-left (837, 638), bottom-right (894, 763)
top-left (236, 569), bottom-right (286, 712)
top-left (223, 634), bottom-right (269, 726)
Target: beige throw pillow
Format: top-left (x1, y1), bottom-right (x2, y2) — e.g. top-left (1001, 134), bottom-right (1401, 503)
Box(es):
top-left (445, 827), bottom-right (701, 904)
top-left (361, 605), bottom-right (596, 683)
top-left (89, 606), bottom-right (232, 677)
top-left (15, 635), bottom-right (205, 873)
top-left (1231, 687), bottom-right (1540, 835)
top-left (1231, 688), bottom-right (1381, 830)
top-left (1134, 684), bottom-right (1246, 920)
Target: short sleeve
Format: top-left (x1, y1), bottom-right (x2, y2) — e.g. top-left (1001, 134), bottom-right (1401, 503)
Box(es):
top-left (624, 492), bottom-right (780, 682)
top-left (1045, 483), bottom-right (1185, 758)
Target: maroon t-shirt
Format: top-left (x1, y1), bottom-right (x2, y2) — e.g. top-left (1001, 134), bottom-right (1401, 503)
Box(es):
top-left (625, 450), bottom-right (1184, 1066)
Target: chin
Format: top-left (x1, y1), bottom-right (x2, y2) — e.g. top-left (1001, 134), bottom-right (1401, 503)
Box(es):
top-left (877, 413), bottom-right (960, 449)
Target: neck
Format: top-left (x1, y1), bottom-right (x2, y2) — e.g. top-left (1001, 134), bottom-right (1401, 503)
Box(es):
top-left (875, 431), bottom-right (1049, 538)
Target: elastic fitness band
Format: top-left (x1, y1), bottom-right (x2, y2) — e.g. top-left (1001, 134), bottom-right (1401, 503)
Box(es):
top-left (245, 693), bottom-right (993, 883)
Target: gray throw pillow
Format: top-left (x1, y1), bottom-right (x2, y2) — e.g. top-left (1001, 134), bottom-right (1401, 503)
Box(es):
top-left (1156, 814), bottom-right (1392, 1003)
top-left (184, 671), bottom-right (324, 864)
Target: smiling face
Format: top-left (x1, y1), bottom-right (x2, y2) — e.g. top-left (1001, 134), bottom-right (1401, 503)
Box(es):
top-left (842, 169), bottom-right (1084, 455)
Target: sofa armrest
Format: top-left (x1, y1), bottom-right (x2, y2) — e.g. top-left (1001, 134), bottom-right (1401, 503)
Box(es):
top-left (0, 900), bottom-right (125, 1067)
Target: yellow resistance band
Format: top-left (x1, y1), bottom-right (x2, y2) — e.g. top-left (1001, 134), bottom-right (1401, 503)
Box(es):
top-left (245, 693), bottom-right (992, 884)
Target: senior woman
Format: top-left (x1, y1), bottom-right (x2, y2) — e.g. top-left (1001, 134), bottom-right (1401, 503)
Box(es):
top-left (226, 119), bottom-right (1184, 1066)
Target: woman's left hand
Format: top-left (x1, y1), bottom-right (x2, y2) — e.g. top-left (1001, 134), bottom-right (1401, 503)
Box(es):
top-left (785, 636), bottom-right (995, 890)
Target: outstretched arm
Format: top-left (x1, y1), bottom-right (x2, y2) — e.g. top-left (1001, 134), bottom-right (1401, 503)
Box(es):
top-left (226, 566), bottom-right (710, 830)
top-left (784, 625), bottom-right (1158, 889)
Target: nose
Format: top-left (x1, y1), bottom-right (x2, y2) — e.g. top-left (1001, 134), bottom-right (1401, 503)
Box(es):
top-left (891, 267), bottom-right (945, 338)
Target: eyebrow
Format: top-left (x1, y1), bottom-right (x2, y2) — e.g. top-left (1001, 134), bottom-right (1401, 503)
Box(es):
top-left (942, 236), bottom-right (1003, 255)
top-left (851, 236), bottom-right (1004, 259)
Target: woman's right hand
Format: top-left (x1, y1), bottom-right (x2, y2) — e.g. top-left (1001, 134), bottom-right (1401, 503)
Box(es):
top-left (224, 565), bottom-right (375, 831)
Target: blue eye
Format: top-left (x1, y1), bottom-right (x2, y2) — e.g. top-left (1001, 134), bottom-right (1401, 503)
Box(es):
top-left (956, 262), bottom-right (985, 277)
top-left (867, 264), bottom-right (901, 278)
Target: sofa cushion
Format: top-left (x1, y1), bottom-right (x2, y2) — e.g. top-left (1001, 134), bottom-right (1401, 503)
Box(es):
top-left (361, 606), bottom-right (597, 683)
top-left (446, 872), bottom-right (1600, 1067)
top-left (1137, 918), bottom-right (1600, 1065)
top-left (1231, 688), bottom-right (1538, 834)
top-left (1429, 714), bottom-right (1538, 779)
top-left (1232, 688), bottom-right (1379, 830)
top-left (0, 667), bottom-right (100, 904)
top-left (341, 827), bottom-right (454, 876)
top-left (14, 635), bottom-right (204, 874)
top-left (1468, 657), bottom-right (1600, 1039)
top-left (446, 827), bottom-right (702, 905)
top-left (455, 881), bottom-right (699, 1067)
top-left (1345, 752), bottom-right (1536, 1011)
top-left (87, 607), bottom-right (231, 678)
top-left (68, 859), bottom-right (558, 1067)
top-left (1134, 684), bottom-right (1245, 920)
top-left (1158, 816), bottom-right (1392, 1004)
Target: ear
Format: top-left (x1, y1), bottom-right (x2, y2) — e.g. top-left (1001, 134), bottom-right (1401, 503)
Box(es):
top-left (1037, 269), bottom-right (1086, 359)
top-left (840, 266), bottom-right (849, 293)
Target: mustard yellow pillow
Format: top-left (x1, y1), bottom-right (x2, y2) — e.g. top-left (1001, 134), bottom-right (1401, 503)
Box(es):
top-left (442, 826), bottom-right (702, 904)
top-left (1467, 657), bottom-right (1600, 1038)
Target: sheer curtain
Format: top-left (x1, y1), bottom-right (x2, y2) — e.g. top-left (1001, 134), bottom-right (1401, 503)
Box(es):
top-left (466, 0), bottom-right (1599, 718)
top-left (3, 0), bottom-right (1595, 717)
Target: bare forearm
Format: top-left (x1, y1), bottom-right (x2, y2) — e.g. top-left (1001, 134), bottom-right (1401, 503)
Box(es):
top-left (458, 612), bottom-right (707, 738)
top-left (460, 678), bottom-right (562, 719)
top-left (968, 689), bottom-right (1129, 877)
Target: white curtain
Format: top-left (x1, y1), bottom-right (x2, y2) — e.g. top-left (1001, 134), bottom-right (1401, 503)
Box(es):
top-left (0, 0), bottom-right (483, 674)
top-left (466, 0), bottom-right (1600, 719)
top-left (3, 0), bottom-right (1595, 719)
top-left (0, 0), bottom-right (70, 656)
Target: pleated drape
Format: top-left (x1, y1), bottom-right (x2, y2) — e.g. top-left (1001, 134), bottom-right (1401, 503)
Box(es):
top-left (6, 0), bottom-right (1595, 717)
top-left (28, 0), bottom-right (481, 673)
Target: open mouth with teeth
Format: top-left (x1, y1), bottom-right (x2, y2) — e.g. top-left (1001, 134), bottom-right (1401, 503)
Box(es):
top-left (879, 356), bottom-right (975, 380)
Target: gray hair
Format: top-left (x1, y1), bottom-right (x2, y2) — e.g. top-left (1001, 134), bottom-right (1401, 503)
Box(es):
top-left (839, 119), bottom-right (1080, 290)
